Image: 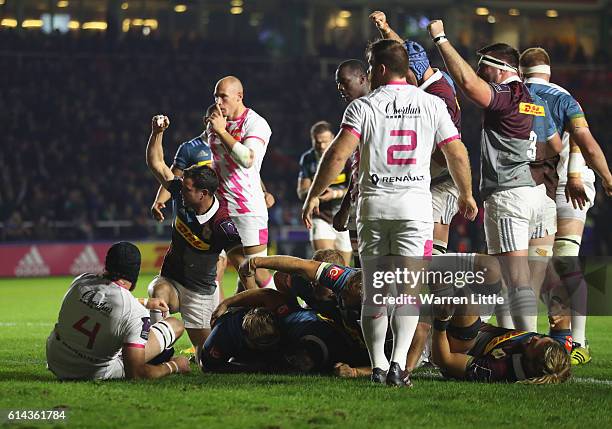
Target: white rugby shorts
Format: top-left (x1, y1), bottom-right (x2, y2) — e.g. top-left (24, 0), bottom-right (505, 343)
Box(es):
top-left (309, 217), bottom-right (352, 252)
top-left (431, 178), bottom-right (459, 225)
top-left (484, 186), bottom-right (542, 254)
top-left (555, 180), bottom-right (595, 222)
top-left (231, 215), bottom-right (269, 247)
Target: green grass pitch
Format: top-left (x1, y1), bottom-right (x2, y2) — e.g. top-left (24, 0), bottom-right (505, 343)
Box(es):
top-left (1, 273), bottom-right (611, 428)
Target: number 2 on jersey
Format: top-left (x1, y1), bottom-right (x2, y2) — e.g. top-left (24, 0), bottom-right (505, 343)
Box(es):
top-left (387, 130), bottom-right (417, 165)
top-left (72, 316), bottom-right (101, 349)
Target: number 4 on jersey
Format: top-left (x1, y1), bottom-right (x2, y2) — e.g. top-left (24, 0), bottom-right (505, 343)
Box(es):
top-left (72, 316), bottom-right (101, 349)
top-left (387, 130), bottom-right (417, 165)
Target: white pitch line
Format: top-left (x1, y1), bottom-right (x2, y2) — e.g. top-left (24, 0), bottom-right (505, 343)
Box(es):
top-left (0, 322), bottom-right (53, 327)
top-left (572, 377), bottom-right (612, 386)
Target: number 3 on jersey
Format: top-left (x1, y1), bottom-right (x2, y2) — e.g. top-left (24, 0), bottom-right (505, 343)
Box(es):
top-left (387, 130), bottom-right (417, 165)
top-left (73, 316), bottom-right (101, 349)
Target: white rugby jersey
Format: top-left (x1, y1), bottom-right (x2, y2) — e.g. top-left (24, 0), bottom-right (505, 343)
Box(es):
top-left (341, 82), bottom-right (460, 221)
top-left (46, 274), bottom-right (150, 378)
top-left (207, 108), bottom-right (272, 217)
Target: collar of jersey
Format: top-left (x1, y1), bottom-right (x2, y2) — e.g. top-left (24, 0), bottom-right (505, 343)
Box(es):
top-left (524, 77), bottom-right (550, 86)
top-left (195, 196), bottom-right (219, 225)
top-left (500, 75), bottom-right (522, 85)
top-left (228, 107), bottom-right (249, 123)
top-left (419, 69), bottom-right (443, 91)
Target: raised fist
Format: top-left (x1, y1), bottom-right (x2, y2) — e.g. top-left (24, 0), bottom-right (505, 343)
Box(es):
top-left (152, 115), bottom-right (169, 132)
top-left (427, 20), bottom-right (445, 39)
top-left (369, 11), bottom-right (388, 32)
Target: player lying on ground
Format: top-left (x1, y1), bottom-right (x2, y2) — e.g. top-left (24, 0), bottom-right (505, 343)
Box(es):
top-left (201, 258), bottom-right (366, 374)
top-left (46, 242), bottom-right (190, 380)
top-left (429, 293), bottom-right (571, 383)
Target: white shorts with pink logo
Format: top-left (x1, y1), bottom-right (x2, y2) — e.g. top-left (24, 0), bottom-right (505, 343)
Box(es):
top-left (231, 215), bottom-right (269, 247)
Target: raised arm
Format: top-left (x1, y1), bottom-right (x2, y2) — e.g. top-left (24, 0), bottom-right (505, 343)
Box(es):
top-left (146, 115), bottom-right (175, 189)
top-left (369, 11), bottom-right (404, 43)
top-left (427, 20), bottom-right (492, 108)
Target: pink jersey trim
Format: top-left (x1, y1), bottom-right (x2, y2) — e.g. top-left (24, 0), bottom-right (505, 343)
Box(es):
top-left (341, 124), bottom-right (361, 139)
top-left (243, 135), bottom-right (267, 145)
top-left (124, 343), bottom-right (145, 349)
top-left (386, 80), bottom-right (409, 85)
top-left (436, 134), bottom-right (460, 148)
top-left (259, 228), bottom-right (269, 245)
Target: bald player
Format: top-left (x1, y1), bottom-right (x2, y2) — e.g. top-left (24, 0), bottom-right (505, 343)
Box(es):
top-left (206, 76), bottom-right (275, 291)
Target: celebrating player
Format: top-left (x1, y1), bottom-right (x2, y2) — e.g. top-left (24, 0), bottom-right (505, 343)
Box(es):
top-left (146, 115), bottom-right (256, 349)
top-left (428, 20), bottom-right (551, 332)
top-left (370, 11), bottom-right (463, 256)
top-left (302, 39), bottom-right (476, 387)
top-left (298, 121), bottom-right (352, 264)
top-left (46, 242), bottom-right (190, 380)
top-left (206, 76), bottom-right (275, 291)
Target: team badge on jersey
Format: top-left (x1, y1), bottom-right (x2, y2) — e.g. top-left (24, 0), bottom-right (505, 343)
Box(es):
top-left (140, 317), bottom-right (151, 340)
top-left (326, 265), bottom-right (346, 281)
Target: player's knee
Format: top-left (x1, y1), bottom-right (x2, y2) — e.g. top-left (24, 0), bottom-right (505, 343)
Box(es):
top-left (151, 317), bottom-right (183, 350)
top-left (475, 255), bottom-right (501, 284)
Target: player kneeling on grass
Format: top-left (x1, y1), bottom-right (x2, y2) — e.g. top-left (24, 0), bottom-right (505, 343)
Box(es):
top-left (46, 242), bottom-right (190, 380)
top-left (430, 296), bottom-right (571, 384)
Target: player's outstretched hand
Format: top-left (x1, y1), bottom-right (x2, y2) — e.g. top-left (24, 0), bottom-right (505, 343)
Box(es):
top-left (369, 11), bottom-right (389, 32)
top-left (210, 302), bottom-right (229, 328)
top-left (427, 20), bottom-right (445, 39)
top-left (151, 201), bottom-right (166, 222)
top-left (458, 194), bottom-right (478, 221)
top-left (152, 115), bottom-right (169, 133)
top-left (170, 356), bottom-right (191, 374)
top-left (302, 196), bottom-right (320, 229)
top-left (146, 298), bottom-right (169, 314)
top-left (334, 362), bottom-right (358, 378)
top-left (332, 206), bottom-right (350, 232)
top-left (565, 176), bottom-right (589, 210)
top-left (206, 103), bottom-right (227, 135)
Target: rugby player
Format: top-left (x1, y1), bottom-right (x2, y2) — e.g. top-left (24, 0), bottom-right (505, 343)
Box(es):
top-left (46, 242), bottom-right (190, 380)
top-left (520, 47), bottom-right (612, 363)
top-left (371, 10), bottom-right (463, 255)
top-left (146, 114), bottom-right (256, 349)
top-left (332, 59), bottom-right (370, 268)
top-left (206, 76), bottom-right (275, 291)
top-left (428, 20), bottom-right (549, 332)
top-left (298, 121), bottom-right (352, 264)
top-left (302, 39), bottom-right (476, 386)
top-left (148, 108), bottom-right (226, 350)
top-left (197, 307), bottom-right (282, 373)
top-left (210, 283), bottom-right (364, 374)
top-left (430, 301), bottom-right (571, 384)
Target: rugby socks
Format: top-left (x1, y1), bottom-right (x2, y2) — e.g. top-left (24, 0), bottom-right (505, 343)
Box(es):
top-left (389, 305), bottom-right (419, 371)
top-left (494, 288), bottom-right (514, 329)
top-left (361, 306), bottom-right (390, 371)
top-left (509, 287), bottom-right (538, 332)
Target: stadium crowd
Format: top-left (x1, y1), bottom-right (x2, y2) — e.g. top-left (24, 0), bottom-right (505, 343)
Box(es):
top-left (1, 29), bottom-right (610, 254)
